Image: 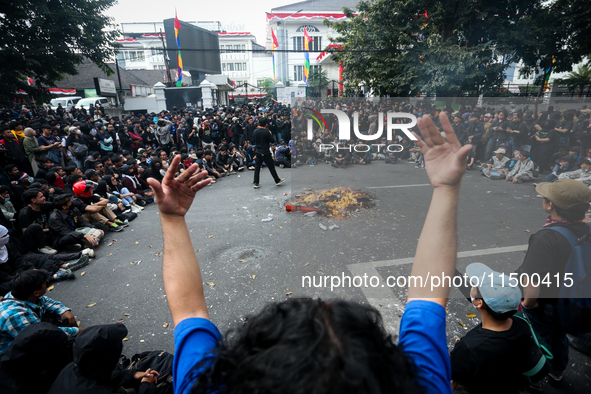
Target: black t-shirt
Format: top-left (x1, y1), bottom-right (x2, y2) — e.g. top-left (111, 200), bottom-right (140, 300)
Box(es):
top-left (450, 317), bottom-right (530, 394)
top-left (253, 127), bottom-right (275, 154)
top-left (18, 204), bottom-right (53, 230)
top-left (517, 222), bottom-right (590, 299)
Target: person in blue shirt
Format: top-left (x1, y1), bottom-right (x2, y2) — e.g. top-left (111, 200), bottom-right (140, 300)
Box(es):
top-left (148, 112), bottom-right (471, 394)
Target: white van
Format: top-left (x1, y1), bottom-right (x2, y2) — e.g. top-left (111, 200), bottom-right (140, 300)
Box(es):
top-left (50, 96), bottom-right (82, 111)
top-left (74, 97), bottom-right (113, 109)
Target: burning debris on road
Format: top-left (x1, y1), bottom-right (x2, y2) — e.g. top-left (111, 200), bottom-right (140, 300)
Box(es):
top-left (286, 187), bottom-right (375, 218)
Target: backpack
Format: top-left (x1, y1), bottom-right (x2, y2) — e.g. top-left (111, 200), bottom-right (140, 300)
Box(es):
top-left (71, 142), bottom-right (88, 158)
top-left (513, 311), bottom-right (553, 383)
top-left (227, 125), bottom-right (233, 138)
top-left (547, 224), bottom-right (591, 335)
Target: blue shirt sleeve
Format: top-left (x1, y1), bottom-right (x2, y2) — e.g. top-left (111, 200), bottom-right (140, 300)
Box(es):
top-left (173, 317), bottom-right (222, 394)
top-left (398, 300), bottom-right (451, 394)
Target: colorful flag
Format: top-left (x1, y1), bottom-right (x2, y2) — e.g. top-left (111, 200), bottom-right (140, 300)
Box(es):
top-left (174, 10), bottom-right (183, 87)
top-left (271, 29), bottom-right (278, 84)
top-left (303, 27), bottom-right (313, 85)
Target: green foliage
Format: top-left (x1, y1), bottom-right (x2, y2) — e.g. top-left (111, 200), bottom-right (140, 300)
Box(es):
top-left (307, 68), bottom-right (329, 97)
top-left (260, 78), bottom-right (276, 102)
top-left (556, 64), bottom-right (591, 96)
top-left (327, 0), bottom-right (590, 97)
top-left (0, 0), bottom-right (121, 103)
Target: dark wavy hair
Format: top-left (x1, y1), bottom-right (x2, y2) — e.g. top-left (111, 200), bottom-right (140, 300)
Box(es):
top-left (189, 299), bottom-right (422, 394)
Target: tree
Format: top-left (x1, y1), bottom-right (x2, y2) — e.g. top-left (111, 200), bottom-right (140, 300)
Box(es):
top-left (260, 78), bottom-right (276, 103)
top-left (307, 68), bottom-right (329, 97)
top-left (556, 64), bottom-right (591, 97)
top-left (0, 0), bottom-right (120, 104)
top-left (507, 0), bottom-right (591, 97)
top-left (327, 0), bottom-right (547, 97)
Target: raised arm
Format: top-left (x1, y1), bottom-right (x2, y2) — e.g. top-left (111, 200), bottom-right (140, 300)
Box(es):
top-left (407, 113), bottom-right (472, 307)
top-left (148, 155), bottom-right (211, 326)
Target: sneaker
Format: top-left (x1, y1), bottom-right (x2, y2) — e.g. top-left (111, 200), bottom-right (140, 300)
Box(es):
top-left (53, 268), bottom-right (75, 282)
top-left (210, 178), bottom-right (217, 183)
top-left (279, 164), bottom-right (285, 168)
top-left (130, 205), bottom-right (141, 213)
top-left (248, 166), bottom-right (255, 170)
top-left (115, 219), bottom-right (129, 228)
top-left (254, 183), bottom-right (261, 189)
top-left (137, 199), bottom-right (146, 207)
top-left (65, 244), bottom-right (83, 251)
top-left (533, 183), bottom-right (539, 186)
top-left (528, 379), bottom-right (545, 392)
top-left (39, 246), bottom-right (58, 255)
top-left (82, 248), bottom-right (96, 258)
top-left (229, 171), bottom-right (237, 175)
top-left (109, 224), bottom-right (124, 232)
top-left (238, 166), bottom-right (245, 171)
top-left (548, 372), bottom-right (563, 388)
top-left (276, 178), bottom-right (286, 186)
top-left (65, 255), bottom-right (90, 271)
top-left (568, 333), bottom-right (591, 356)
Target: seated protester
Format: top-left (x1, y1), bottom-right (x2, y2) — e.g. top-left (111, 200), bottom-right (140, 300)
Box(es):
top-left (351, 144), bottom-right (373, 165)
top-left (64, 164), bottom-right (83, 178)
top-left (17, 188), bottom-right (58, 255)
top-left (94, 160), bottom-right (106, 177)
top-left (0, 186), bottom-right (16, 223)
top-left (148, 113), bottom-right (467, 394)
top-left (331, 143), bottom-right (351, 168)
top-left (83, 151), bottom-right (101, 171)
top-left (557, 158), bottom-right (591, 185)
top-left (93, 180), bottom-right (138, 220)
top-left (120, 165), bottom-right (154, 205)
top-left (35, 157), bottom-right (55, 180)
top-left (304, 140), bottom-right (319, 165)
top-left (568, 146), bottom-right (582, 167)
top-left (71, 180), bottom-right (125, 232)
top-left (482, 148), bottom-right (511, 179)
top-left (539, 155), bottom-right (577, 183)
top-left (138, 154), bottom-right (149, 171)
top-left (48, 323), bottom-right (162, 394)
top-left (450, 263), bottom-right (530, 394)
top-left (64, 173), bottom-right (83, 195)
top-left (505, 150), bottom-right (534, 183)
top-left (0, 225), bottom-right (88, 294)
top-left (105, 156), bottom-right (124, 180)
top-left (215, 146), bottom-right (236, 175)
top-left (141, 157), bottom-right (164, 183)
top-left (0, 269), bottom-right (81, 354)
top-left (245, 144), bottom-right (256, 169)
top-left (84, 169), bottom-right (100, 184)
top-left (103, 175), bottom-right (142, 212)
top-left (202, 149), bottom-right (222, 182)
top-left (48, 194), bottom-right (102, 252)
top-left (228, 145), bottom-right (246, 170)
top-left (0, 323), bottom-right (71, 394)
top-left (45, 168), bottom-right (66, 192)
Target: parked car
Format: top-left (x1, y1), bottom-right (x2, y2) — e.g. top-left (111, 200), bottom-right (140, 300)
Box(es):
top-left (50, 96), bottom-right (82, 111)
top-left (74, 97), bottom-right (113, 109)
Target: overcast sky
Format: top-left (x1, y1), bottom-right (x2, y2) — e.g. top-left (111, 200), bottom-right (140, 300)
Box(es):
top-left (104, 0), bottom-right (296, 45)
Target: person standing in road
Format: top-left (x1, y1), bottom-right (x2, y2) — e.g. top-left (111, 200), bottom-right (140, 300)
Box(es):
top-left (252, 117), bottom-right (285, 189)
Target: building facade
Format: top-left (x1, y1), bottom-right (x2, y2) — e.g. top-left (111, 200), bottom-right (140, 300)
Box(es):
top-left (266, 0), bottom-right (358, 96)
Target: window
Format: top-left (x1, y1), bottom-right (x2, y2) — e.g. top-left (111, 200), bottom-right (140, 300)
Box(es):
top-left (129, 51), bottom-right (137, 60)
top-left (236, 63), bottom-right (241, 71)
top-left (312, 37), bottom-right (322, 52)
top-left (222, 63), bottom-right (226, 71)
top-left (220, 45), bottom-right (224, 53)
top-left (228, 63), bottom-right (234, 71)
top-left (151, 48), bottom-right (157, 56)
top-left (242, 44), bottom-right (246, 52)
top-left (294, 65), bottom-right (304, 81)
top-left (154, 65), bottom-right (158, 70)
top-left (257, 80), bottom-right (265, 87)
top-left (138, 52), bottom-right (145, 61)
top-left (292, 37), bottom-right (303, 51)
top-left (234, 45), bottom-right (241, 52)
top-left (158, 65), bottom-right (165, 70)
top-left (243, 63), bottom-right (247, 71)
top-left (311, 65), bottom-right (321, 73)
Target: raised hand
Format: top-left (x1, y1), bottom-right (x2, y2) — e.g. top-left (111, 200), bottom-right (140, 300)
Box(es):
top-left (414, 113), bottom-right (472, 189)
top-left (147, 155), bottom-right (210, 218)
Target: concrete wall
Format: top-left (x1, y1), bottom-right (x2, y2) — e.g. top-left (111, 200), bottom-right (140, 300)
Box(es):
top-left (123, 95), bottom-right (163, 113)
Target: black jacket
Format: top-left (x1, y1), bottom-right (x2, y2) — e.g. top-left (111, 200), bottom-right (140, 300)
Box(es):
top-left (48, 207), bottom-right (91, 247)
top-left (253, 126), bottom-right (276, 154)
top-left (49, 323), bottom-right (156, 394)
top-left (0, 323), bottom-right (71, 394)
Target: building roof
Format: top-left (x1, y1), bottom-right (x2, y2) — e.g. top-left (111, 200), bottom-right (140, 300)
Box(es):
top-left (272, 0), bottom-right (359, 13)
top-left (53, 58), bottom-right (164, 90)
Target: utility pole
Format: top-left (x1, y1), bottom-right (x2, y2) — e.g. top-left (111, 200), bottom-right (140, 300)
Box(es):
top-left (160, 29), bottom-right (173, 86)
top-left (115, 58), bottom-right (123, 107)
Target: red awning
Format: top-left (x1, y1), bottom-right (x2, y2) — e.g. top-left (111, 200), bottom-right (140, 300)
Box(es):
top-left (317, 44), bottom-right (343, 61)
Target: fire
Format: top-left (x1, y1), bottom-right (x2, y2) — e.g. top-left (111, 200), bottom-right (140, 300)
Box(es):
top-left (289, 187), bottom-right (374, 218)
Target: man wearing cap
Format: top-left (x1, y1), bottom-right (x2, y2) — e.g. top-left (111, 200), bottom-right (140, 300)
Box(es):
top-left (451, 263), bottom-right (530, 393)
top-left (517, 179), bottom-right (591, 388)
top-left (482, 148), bottom-right (511, 179)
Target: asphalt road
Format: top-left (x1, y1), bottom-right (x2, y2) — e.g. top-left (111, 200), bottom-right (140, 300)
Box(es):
top-left (49, 161), bottom-right (590, 392)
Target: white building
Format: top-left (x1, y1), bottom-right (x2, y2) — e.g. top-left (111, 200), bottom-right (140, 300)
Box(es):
top-left (266, 0), bottom-right (358, 96)
top-left (216, 32), bottom-right (273, 100)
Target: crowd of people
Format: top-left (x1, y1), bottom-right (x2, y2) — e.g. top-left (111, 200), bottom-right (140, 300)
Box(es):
top-left (289, 100), bottom-right (591, 194)
top-left (0, 98), bottom-right (589, 393)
